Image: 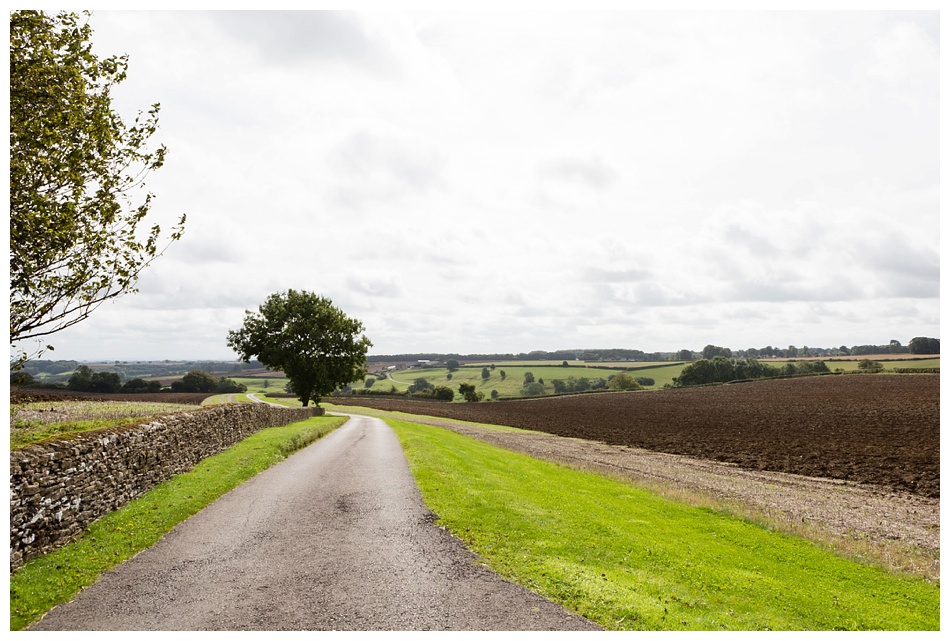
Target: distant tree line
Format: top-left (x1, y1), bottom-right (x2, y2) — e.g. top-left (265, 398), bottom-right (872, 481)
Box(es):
top-left (12, 359), bottom-right (261, 386)
top-left (691, 337), bottom-right (939, 360)
top-left (169, 370), bottom-right (247, 394)
top-left (524, 372), bottom-right (653, 397)
top-left (344, 376), bottom-right (455, 401)
top-left (366, 338), bottom-right (938, 366)
top-left (11, 365), bottom-right (246, 395)
top-left (367, 348), bottom-right (670, 363)
top-left (674, 357), bottom-right (832, 387)
top-left (15, 359), bottom-right (81, 375)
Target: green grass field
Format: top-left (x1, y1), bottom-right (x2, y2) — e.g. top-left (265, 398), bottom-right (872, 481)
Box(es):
top-left (368, 362), bottom-right (682, 399)
top-left (767, 357), bottom-right (940, 373)
top-left (365, 357), bottom-right (939, 400)
top-left (230, 375), bottom-right (288, 394)
top-left (389, 417), bottom-right (939, 630)
top-left (200, 376), bottom-right (295, 405)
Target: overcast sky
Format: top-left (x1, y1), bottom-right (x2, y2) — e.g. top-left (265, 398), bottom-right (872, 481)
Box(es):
top-left (15, 6), bottom-right (941, 361)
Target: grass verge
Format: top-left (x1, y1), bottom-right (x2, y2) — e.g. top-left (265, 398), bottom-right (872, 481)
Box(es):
top-left (332, 404), bottom-right (939, 581)
top-left (388, 418), bottom-right (939, 631)
top-left (9, 414), bottom-right (347, 630)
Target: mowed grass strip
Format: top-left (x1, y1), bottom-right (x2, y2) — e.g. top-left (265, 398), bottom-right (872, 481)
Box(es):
top-left (388, 418), bottom-right (939, 631)
top-left (10, 415), bottom-right (348, 631)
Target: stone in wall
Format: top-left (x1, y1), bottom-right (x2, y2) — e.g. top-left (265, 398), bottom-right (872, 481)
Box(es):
top-left (10, 403), bottom-right (323, 571)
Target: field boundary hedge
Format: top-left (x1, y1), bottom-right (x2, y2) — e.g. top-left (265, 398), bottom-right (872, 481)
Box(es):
top-left (456, 362), bottom-right (686, 372)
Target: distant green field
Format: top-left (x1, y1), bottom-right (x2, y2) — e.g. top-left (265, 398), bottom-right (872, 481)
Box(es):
top-left (221, 358), bottom-right (940, 404)
top-left (230, 376), bottom-right (288, 395)
top-left (371, 363), bottom-right (668, 400)
top-left (766, 357), bottom-right (940, 373)
top-left (464, 360), bottom-right (580, 367)
top-left (889, 357), bottom-right (940, 369)
top-left (361, 356), bottom-right (938, 401)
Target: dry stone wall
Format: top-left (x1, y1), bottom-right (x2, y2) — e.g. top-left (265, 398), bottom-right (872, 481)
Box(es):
top-left (10, 403), bottom-right (324, 571)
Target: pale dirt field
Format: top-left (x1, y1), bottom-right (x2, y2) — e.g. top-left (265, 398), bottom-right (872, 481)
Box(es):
top-left (382, 413), bottom-right (940, 582)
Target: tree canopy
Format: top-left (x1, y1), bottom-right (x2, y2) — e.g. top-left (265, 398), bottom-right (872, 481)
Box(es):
top-left (226, 290), bottom-right (372, 406)
top-left (172, 370), bottom-right (217, 393)
top-left (67, 365), bottom-right (121, 393)
top-left (908, 337), bottom-right (940, 355)
top-left (10, 10), bottom-right (185, 362)
top-left (674, 356), bottom-right (830, 386)
top-left (607, 372), bottom-right (642, 391)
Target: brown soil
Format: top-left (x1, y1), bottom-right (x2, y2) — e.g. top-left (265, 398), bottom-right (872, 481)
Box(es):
top-left (334, 375), bottom-right (940, 579)
top-left (335, 375), bottom-right (940, 498)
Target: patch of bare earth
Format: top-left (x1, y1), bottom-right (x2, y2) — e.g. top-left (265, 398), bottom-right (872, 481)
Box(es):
top-left (335, 376), bottom-right (938, 580)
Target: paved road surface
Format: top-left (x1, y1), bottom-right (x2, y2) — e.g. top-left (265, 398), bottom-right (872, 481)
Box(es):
top-left (32, 414), bottom-right (599, 631)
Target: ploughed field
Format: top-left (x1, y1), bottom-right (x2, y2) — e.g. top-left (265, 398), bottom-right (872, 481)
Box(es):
top-left (338, 375), bottom-right (939, 499)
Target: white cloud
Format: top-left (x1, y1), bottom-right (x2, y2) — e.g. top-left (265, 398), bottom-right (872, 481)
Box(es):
top-left (539, 155), bottom-right (620, 190)
top-left (327, 129), bottom-right (446, 209)
top-left (19, 9), bottom-right (939, 362)
top-left (867, 19), bottom-right (939, 85)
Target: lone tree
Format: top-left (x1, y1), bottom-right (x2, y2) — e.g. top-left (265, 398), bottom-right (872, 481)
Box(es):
top-left (607, 372), bottom-right (643, 391)
top-left (10, 11), bottom-right (185, 363)
top-left (227, 290), bottom-right (372, 406)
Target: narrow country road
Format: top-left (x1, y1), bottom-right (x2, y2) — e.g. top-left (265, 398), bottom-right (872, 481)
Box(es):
top-left (31, 414), bottom-right (598, 631)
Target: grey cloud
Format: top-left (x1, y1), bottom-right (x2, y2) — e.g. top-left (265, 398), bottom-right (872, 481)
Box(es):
top-left (175, 239), bottom-right (246, 265)
top-left (869, 248), bottom-right (938, 283)
top-left (631, 283), bottom-right (695, 307)
top-left (596, 281), bottom-right (703, 308)
top-left (583, 267), bottom-right (652, 283)
top-left (726, 276), bottom-right (864, 304)
top-left (873, 271), bottom-right (939, 299)
top-left (539, 155), bottom-right (619, 190)
top-left (655, 307), bottom-right (719, 331)
top-left (334, 131), bottom-right (442, 190)
top-left (890, 11), bottom-right (939, 43)
top-left (719, 224), bottom-right (779, 257)
top-left (133, 282), bottom-right (260, 311)
top-left (345, 276), bottom-right (402, 299)
top-left (211, 11), bottom-right (398, 73)
top-left (501, 291), bottom-right (527, 306)
top-left (328, 130), bottom-right (444, 209)
top-left (852, 235), bottom-right (939, 298)
top-left (512, 305), bottom-right (566, 319)
top-left (721, 305), bottom-right (771, 323)
top-left (568, 308), bottom-right (608, 326)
